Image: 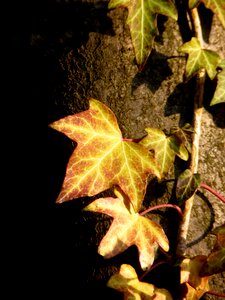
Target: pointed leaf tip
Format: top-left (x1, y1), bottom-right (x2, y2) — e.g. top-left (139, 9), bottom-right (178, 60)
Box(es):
top-left (50, 99), bottom-right (160, 211)
top-left (85, 188), bottom-right (169, 270)
top-left (109, 0), bottom-right (177, 69)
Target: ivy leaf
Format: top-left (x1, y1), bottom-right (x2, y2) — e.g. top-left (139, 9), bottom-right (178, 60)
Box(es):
top-left (178, 37), bottom-right (221, 80)
top-left (107, 263), bottom-right (173, 299)
top-left (49, 98), bottom-right (160, 211)
top-left (84, 188), bottom-right (169, 270)
top-left (200, 223), bottom-right (225, 276)
top-left (140, 128), bottom-right (188, 176)
top-left (168, 135), bottom-right (189, 161)
top-left (180, 256), bottom-right (210, 300)
top-left (189, 0), bottom-right (225, 28)
top-left (189, 0), bottom-right (200, 9)
top-left (176, 169), bottom-right (201, 205)
top-left (170, 123), bottom-right (194, 153)
top-left (210, 59), bottom-right (225, 105)
top-left (108, 0), bottom-right (177, 70)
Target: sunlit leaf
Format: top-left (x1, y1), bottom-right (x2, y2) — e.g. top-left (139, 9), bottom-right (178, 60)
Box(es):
top-left (210, 59), bottom-right (225, 105)
top-left (84, 188), bottom-right (169, 270)
top-left (176, 169), bottom-right (201, 205)
top-left (107, 264), bottom-right (173, 299)
top-left (200, 223), bottom-right (225, 276)
top-left (49, 98), bottom-right (160, 211)
top-left (178, 37), bottom-right (221, 80)
top-left (170, 123), bottom-right (194, 153)
top-left (108, 0), bottom-right (177, 70)
top-left (169, 135), bottom-right (189, 161)
top-left (140, 128), bottom-right (188, 176)
top-left (189, 0), bottom-right (200, 9)
top-left (180, 256), bottom-right (210, 300)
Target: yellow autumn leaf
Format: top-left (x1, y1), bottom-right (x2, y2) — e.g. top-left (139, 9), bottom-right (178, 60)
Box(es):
top-left (49, 98), bottom-right (160, 212)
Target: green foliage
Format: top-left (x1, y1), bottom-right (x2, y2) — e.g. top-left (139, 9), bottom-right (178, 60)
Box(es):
top-left (176, 169), bottom-right (201, 205)
top-left (108, 0), bottom-right (177, 70)
top-left (139, 128), bottom-right (189, 176)
top-left (178, 37), bottom-right (221, 80)
top-left (49, 0), bottom-right (225, 299)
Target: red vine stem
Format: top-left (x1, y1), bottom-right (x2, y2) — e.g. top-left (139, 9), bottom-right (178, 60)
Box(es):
top-left (139, 261), bottom-right (167, 281)
top-left (139, 204), bottom-right (183, 218)
top-left (201, 183), bottom-right (225, 204)
top-left (205, 290), bottom-right (225, 298)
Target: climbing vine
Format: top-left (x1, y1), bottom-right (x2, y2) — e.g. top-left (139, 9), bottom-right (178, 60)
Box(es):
top-left (49, 0), bottom-right (225, 299)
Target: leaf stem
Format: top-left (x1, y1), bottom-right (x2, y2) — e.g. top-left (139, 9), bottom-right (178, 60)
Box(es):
top-left (139, 261), bottom-right (168, 281)
top-left (176, 7), bottom-right (206, 257)
top-left (139, 204), bottom-right (183, 218)
top-left (201, 183), bottom-right (225, 204)
top-left (205, 290), bottom-right (225, 298)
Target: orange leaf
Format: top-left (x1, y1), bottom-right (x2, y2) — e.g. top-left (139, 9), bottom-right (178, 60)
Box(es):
top-left (180, 256), bottom-right (209, 299)
top-left (49, 98), bottom-right (160, 211)
top-left (107, 264), bottom-right (173, 299)
top-left (84, 188), bottom-right (169, 270)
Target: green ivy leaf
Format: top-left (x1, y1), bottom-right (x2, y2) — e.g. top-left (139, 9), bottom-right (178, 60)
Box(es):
top-left (189, 0), bottom-right (200, 9)
top-left (140, 128), bottom-right (188, 177)
top-left (176, 169), bottom-right (201, 205)
top-left (168, 136), bottom-right (189, 161)
top-left (178, 37), bottom-right (221, 80)
top-left (170, 123), bottom-right (194, 153)
top-left (108, 0), bottom-right (177, 70)
top-left (210, 59), bottom-right (225, 105)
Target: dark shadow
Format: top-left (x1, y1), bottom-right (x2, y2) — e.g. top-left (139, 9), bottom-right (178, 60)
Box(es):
top-left (174, 1), bottom-right (213, 44)
top-left (203, 75), bottom-right (225, 128)
top-left (186, 190), bottom-right (215, 248)
top-left (175, 0), bottom-right (193, 43)
top-left (155, 15), bottom-right (169, 45)
top-left (10, 1), bottom-right (116, 298)
top-left (198, 3), bottom-right (214, 43)
top-left (164, 77), bottom-right (196, 127)
top-left (132, 50), bottom-right (173, 94)
top-left (166, 71), bottom-right (225, 128)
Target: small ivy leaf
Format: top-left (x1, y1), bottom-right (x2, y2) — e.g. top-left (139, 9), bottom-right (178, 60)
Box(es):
top-left (84, 188), bottom-right (169, 270)
top-left (176, 169), bottom-right (201, 205)
top-left (189, 0), bottom-right (200, 9)
top-left (178, 37), bottom-right (221, 80)
top-left (170, 123), bottom-right (194, 153)
top-left (49, 98), bottom-right (160, 211)
top-left (200, 223), bottom-right (225, 276)
top-left (210, 59), bottom-right (225, 105)
top-left (140, 128), bottom-right (176, 176)
top-left (168, 135), bottom-right (189, 161)
top-left (180, 256), bottom-right (210, 300)
top-left (140, 128), bottom-right (188, 176)
top-left (107, 264), bottom-right (173, 300)
top-left (108, 0), bottom-right (177, 70)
